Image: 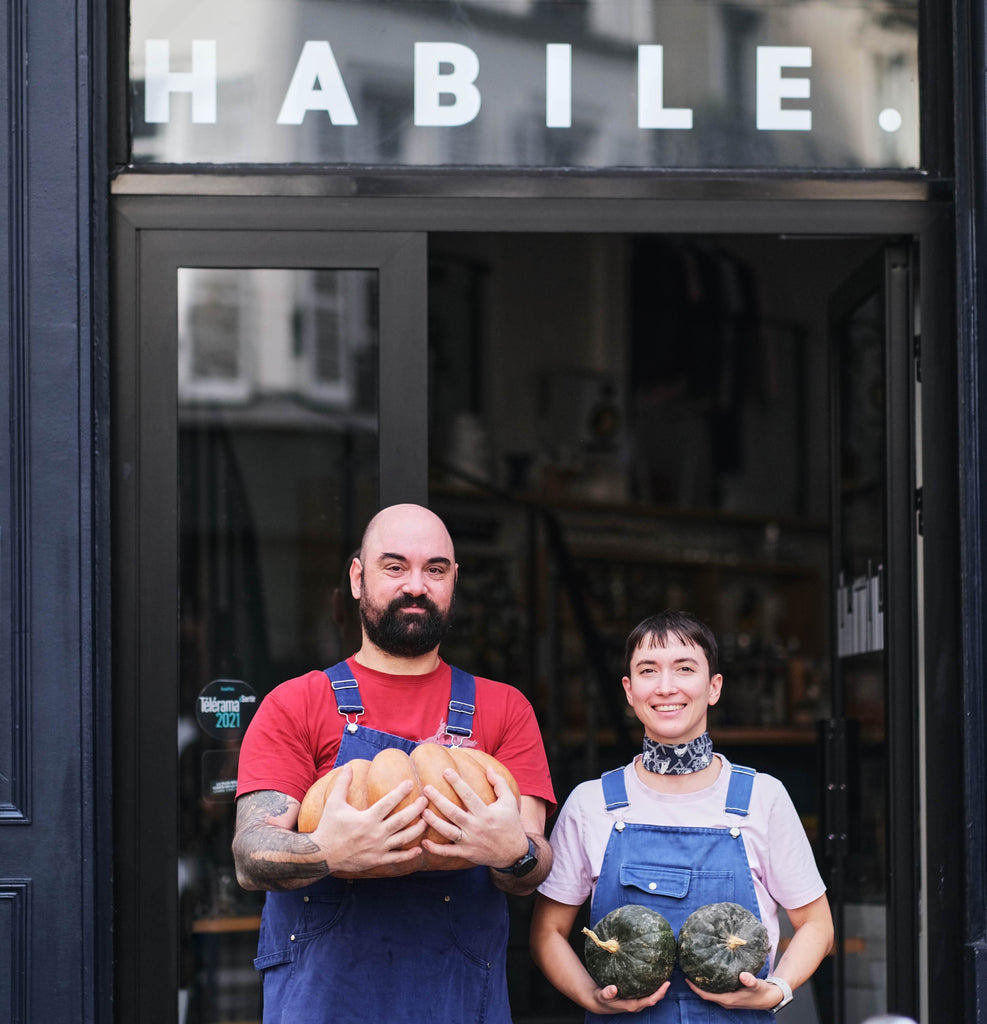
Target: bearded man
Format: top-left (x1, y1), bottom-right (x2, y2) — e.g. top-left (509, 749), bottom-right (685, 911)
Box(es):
top-left (232, 503), bottom-right (555, 1024)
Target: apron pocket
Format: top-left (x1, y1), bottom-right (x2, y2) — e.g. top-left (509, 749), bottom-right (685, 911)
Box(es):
top-left (619, 864), bottom-right (691, 899)
top-left (301, 891), bottom-right (347, 934)
top-left (617, 863), bottom-right (738, 909)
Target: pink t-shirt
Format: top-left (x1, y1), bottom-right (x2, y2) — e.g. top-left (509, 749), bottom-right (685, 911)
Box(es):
top-left (236, 658), bottom-right (556, 813)
top-left (538, 755), bottom-right (825, 963)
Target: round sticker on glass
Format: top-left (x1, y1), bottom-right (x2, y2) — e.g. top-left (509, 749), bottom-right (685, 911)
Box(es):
top-left (195, 679), bottom-right (258, 741)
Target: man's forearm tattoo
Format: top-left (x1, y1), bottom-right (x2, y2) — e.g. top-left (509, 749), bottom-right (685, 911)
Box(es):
top-left (233, 789), bottom-right (332, 890)
top-left (239, 790), bottom-right (291, 823)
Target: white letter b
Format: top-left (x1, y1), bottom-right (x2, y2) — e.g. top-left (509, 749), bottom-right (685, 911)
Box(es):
top-left (414, 42), bottom-right (481, 127)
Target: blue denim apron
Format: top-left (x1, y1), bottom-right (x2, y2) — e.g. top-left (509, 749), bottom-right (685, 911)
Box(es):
top-left (585, 762), bottom-right (773, 1024)
top-left (253, 661), bottom-right (512, 1024)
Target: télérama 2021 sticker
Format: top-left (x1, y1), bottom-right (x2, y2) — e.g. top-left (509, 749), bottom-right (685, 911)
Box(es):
top-left (195, 678), bottom-right (258, 741)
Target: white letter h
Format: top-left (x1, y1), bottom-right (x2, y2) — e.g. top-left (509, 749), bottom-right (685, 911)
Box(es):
top-left (144, 39), bottom-right (217, 124)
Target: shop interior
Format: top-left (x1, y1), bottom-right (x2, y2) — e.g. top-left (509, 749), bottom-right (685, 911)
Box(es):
top-left (176, 230), bottom-right (890, 1023)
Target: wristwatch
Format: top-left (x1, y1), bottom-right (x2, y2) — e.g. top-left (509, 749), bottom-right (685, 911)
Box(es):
top-left (764, 976), bottom-right (794, 1013)
top-left (493, 836), bottom-right (538, 878)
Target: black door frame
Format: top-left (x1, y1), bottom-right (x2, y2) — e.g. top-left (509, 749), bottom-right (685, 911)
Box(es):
top-left (827, 244), bottom-right (922, 1021)
top-left (109, 219), bottom-right (428, 1020)
top-left (110, 188), bottom-right (959, 1023)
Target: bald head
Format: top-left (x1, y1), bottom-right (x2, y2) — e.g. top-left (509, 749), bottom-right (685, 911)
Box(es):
top-left (351, 504), bottom-right (458, 667)
top-left (359, 504), bottom-right (455, 567)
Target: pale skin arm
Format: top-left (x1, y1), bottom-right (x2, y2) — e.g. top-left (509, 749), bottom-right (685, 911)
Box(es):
top-left (687, 893), bottom-right (835, 1010)
top-left (530, 894), bottom-right (670, 1014)
top-left (232, 762), bottom-right (428, 891)
top-left (420, 768), bottom-right (554, 895)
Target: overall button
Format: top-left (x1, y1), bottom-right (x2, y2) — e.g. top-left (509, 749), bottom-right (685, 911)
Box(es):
top-left (730, 826), bottom-right (741, 838)
top-left (648, 882), bottom-right (657, 891)
top-left (615, 821), bottom-right (626, 832)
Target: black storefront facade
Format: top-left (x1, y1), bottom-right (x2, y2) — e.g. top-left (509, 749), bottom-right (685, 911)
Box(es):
top-left (4, 2), bottom-right (987, 1023)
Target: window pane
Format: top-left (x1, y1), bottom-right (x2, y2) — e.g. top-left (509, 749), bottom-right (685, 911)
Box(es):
top-left (835, 284), bottom-right (889, 1021)
top-left (176, 267), bottom-right (378, 1023)
top-left (130, 0), bottom-right (919, 169)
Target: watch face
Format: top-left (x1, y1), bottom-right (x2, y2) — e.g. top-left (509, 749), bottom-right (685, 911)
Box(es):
top-left (511, 854), bottom-right (538, 877)
top-left (511, 837), bottom-right (538, 877)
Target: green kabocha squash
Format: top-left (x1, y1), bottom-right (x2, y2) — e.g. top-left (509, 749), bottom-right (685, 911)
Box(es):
top-left (677, 902), bottom-right (770, 993)
top-left (582, 904), bottom-right (676, 998)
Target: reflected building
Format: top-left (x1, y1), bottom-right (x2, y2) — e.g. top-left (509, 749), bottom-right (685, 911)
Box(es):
top-left (130, 0), bottom-right (919, 168)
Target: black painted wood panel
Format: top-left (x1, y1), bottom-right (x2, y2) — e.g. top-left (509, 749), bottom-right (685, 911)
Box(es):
top-left (0, 0), bottom-right (109, 1020)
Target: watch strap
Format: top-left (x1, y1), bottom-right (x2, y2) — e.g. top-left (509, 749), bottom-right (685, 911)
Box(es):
top-left (765, 975), bottom-right (793, 1012)
top-left (493, 835), bottom-right (537, 876)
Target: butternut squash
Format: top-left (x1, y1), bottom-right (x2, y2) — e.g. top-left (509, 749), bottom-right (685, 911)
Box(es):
top-left (296, 743), bottom-right (521, 876)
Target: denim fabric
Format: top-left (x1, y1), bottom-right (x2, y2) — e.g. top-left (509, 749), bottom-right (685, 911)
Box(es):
top-left (584, 765), bottom-right (773, 1024)
top-left (255, 664), bottom-right (511, 1024)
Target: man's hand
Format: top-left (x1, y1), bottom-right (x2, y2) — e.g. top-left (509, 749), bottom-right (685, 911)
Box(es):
top-left (311, 763), bottom-right (428, 875)
top-left (419, 768), bottom-right (552, 893)
top-left (420, 767), bottom-right (528, 866)
top-left (232, 764), bottom-right (428, 891)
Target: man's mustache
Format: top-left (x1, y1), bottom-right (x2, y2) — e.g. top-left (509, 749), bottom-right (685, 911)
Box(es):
top-left (392, 594), bottom-right (437, 612)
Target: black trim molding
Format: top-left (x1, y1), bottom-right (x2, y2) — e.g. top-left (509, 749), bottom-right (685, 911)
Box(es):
top-left (0, 881), bottom-right (30, 1021)
top-left (1, 0), bottom-right (30, 826)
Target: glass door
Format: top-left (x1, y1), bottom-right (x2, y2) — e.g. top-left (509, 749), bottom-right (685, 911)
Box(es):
top-left (112, 223), bottom-right (427, 1023)
top-left (825, 244), bottom-right (918, 1024)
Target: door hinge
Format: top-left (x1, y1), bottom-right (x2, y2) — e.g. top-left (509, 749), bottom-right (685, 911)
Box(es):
top-left (913, 332), bottom-right (921, 383)
top-left (915, 486), bottom-right (923, 536)
top-left (819, 718), bottom-right (850, 858)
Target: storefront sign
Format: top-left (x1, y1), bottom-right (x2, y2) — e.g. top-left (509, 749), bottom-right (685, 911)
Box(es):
top-left (145, 40), bottom-right (816, 132)
top-left (130, 0), bottom-right (919, 169)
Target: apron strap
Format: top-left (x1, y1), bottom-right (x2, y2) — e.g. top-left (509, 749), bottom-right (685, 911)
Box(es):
top-left (601, 767), bottom-right (629, 811)
top-left (724, 763), bottom-right (757, 817)
top-left (445, 666), bottom-right (476, 744)
top-left (601, 762), bottom-right (757, 816)
top-left (325, 661), bottom-right (476, 742)
top-left (324, 660), bottom-right (365, 730)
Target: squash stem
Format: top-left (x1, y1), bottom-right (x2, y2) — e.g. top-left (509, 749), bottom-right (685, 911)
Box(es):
top-left (725, 934), bottom-right (748, 951)
top-left (581, 927), bottom-right (621, 954)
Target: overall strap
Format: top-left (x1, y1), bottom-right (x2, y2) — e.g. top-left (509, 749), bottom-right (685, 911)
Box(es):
top-left (323, 661), bottom-right (364, 729)
top-left (601, 766), bottom-right (630, 811)
top-left (445, 666), bottom-right (476, 743)
top-left (724, 763), bottom-right (757, 817)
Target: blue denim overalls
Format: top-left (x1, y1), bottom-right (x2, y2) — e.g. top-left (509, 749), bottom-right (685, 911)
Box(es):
top-left (585, 762), bottom-right (773, 1024)
top-left (253, 661), bottom-right (512, 1024)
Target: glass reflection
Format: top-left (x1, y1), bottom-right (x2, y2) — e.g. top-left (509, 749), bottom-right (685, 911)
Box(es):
top-left (176, 267), bottom-right (379, 1024)
top-left (130, 0), bottom-right (919, 169)
top-left (834, 279), bottom-right (889, 1021)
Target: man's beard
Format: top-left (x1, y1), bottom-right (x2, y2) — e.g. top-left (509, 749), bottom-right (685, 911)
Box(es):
top-left (360, 591), bottom-right (455, 658)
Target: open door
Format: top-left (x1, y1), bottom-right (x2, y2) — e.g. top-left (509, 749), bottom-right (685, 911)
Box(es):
top-left (824, 243), bottom-right (919, 1023)
top-left (111, 215), bottom-right (429, 1023)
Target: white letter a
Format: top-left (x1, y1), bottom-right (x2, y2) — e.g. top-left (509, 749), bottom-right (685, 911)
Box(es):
top-left (277, 41), bottom-right (358, 125)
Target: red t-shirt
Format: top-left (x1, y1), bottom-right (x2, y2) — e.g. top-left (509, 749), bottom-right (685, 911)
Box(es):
top-left (236, 658), bottom-right (556, 813)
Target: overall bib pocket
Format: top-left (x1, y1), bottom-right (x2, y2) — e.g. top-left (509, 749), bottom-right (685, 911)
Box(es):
top-left (618, 863), bottom-right (737, 908)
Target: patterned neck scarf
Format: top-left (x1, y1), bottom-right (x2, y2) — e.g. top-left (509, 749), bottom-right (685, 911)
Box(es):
top-left (641, 732), bottom-right (714, 775)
